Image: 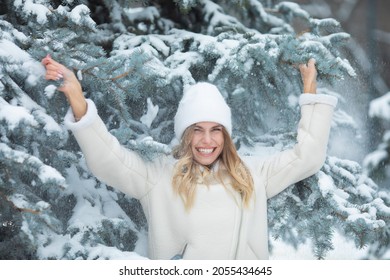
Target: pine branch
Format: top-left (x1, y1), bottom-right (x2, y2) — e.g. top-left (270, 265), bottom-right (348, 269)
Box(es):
top-left (0, 190), bottom-right (41, 215)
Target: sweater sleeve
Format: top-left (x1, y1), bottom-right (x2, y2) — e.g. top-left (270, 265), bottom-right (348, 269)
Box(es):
top-left (64, 99), bottom-right (161, 199)
top-left (257, 93), bottom-right (337, 199)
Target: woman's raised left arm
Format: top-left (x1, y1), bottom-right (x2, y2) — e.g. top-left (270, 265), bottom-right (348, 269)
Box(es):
top-left (257, 59), bottom-right (337, 198)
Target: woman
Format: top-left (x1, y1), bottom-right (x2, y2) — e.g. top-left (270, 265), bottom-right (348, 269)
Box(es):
top-left (42, 55), bottom-right (337, 259)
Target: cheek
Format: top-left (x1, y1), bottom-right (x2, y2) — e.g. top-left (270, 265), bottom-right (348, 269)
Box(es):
top-left (190, 136), bottom-right (199, 150)
top-left (217, 135), bottom-right (225, 147)
top-left (190, 136), bottom-right (196, 147)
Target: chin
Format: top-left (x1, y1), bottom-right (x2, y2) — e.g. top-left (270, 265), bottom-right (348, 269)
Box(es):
top-left (195, 157), bottom-right (219, 167)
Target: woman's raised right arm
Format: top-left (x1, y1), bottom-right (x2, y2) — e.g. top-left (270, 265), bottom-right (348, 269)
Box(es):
top-left (65, 101), bottom-right (157, 199)
top-left (42, 55), bottom-right (158, 199)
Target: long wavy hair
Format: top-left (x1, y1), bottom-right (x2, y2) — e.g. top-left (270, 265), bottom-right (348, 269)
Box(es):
top-left (172, 124), bottom-right (254, 210)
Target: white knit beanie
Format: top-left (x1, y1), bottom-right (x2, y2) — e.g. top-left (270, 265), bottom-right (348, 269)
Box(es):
top-left (174, 82), bottom-right (232, 140)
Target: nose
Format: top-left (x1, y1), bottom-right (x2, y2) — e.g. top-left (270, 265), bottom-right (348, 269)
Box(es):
top-left (201, 131), bottom-right (212, 144)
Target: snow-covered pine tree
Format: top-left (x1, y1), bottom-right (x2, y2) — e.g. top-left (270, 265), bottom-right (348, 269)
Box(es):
top-left (364, 92), bottom-right (390, 189)
top-left (0, 0), bottom-right (150, 259)
top-left (0, 0), bottom-right (389, 259)
top-left (361, 92), bottom-right (390, 259)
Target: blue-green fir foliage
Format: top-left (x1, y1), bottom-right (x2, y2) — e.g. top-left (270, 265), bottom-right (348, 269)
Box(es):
top-left (364, 92), bottom-right (390, 190)
top-left (0, 0), bottom-right (389, 259)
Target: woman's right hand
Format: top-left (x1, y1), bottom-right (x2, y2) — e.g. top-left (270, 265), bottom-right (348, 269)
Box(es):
top-left (42, 54), bottom-right (87, 121)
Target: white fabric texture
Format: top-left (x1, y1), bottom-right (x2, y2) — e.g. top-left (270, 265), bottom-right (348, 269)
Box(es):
top-left (64, 99), bottom-right (96, 132)
top-left (299, 93), bottom-right (338, 107)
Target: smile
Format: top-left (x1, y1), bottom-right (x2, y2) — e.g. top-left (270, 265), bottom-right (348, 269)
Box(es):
top-left (196, 148), bottom-right (216, 155)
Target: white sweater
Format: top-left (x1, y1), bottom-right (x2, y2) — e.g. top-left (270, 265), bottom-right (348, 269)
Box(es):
top-left (65, 93), bottom-right (337, 259)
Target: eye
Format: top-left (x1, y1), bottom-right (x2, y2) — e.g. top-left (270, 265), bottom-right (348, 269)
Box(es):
top-left (212, 127), bottom-right (223, 132)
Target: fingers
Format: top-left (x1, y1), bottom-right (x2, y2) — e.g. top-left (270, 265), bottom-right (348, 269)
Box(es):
top-left (41, 54), bottom-right (63, 72)
top-left (299, 58), bottom-right (317, 94)
top-left (299, 58), bottom-right (316, 70)
top-left (41, 54), bottom-right (83, 99)
top-left (41, 54), bottom-right (51, 66)
top-left (41, 55), bottom-right (66, 81)
top-left (45, 71), bottom-right (63, 81)
top-left (44, 68), bottom-right (64, 81)
top-left (306, 58), bottom-right (316, 74)
top-left (299, 63), bottom-right (306, 72)
top-left (41, 54), bottom-right (58, 67)
top-left (299, 58), bottom-right (317, 78)
top-left (307, 58), bottom-right (316, 67)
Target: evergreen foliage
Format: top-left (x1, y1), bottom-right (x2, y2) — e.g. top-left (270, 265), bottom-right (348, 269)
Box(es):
top-left (0, 0), bottom-right (389, 259)
top-left (364, 92), bottom-right (390, 190)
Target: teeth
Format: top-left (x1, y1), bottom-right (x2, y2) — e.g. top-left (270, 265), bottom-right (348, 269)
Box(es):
top-left (198, 148), bottom-right (214, 154)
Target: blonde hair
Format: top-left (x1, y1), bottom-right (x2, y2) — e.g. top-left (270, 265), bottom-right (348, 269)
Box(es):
top-left (172, 125), bottom-right (254, 210)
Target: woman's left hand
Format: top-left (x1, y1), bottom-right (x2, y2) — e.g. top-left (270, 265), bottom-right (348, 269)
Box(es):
top-left (299, 58), bottom-right (317, 94)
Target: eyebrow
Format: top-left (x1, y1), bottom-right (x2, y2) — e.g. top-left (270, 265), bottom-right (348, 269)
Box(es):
top-left (194, 124), bottom-right (223, 129)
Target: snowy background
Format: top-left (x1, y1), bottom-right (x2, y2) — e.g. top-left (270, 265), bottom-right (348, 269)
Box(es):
top-left (0, 0), bottom-right (389, 260)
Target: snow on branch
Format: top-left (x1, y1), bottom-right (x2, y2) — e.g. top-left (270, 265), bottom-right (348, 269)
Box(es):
top-left (13, 0), bottom-right (51, 25)
top-left (275, 1), bottom-right (310, 20)
top-left (369, 92), bottom-right (390, 121)
top-left (0, 143), bottom-right (67, 188)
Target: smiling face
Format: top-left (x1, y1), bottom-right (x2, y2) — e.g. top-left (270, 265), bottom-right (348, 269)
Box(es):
top-left (190, 122), bottom-right (225, 166)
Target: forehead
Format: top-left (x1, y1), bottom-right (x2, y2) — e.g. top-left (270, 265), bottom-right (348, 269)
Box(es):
top-left (194, 122), bottom-right (222, 129)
